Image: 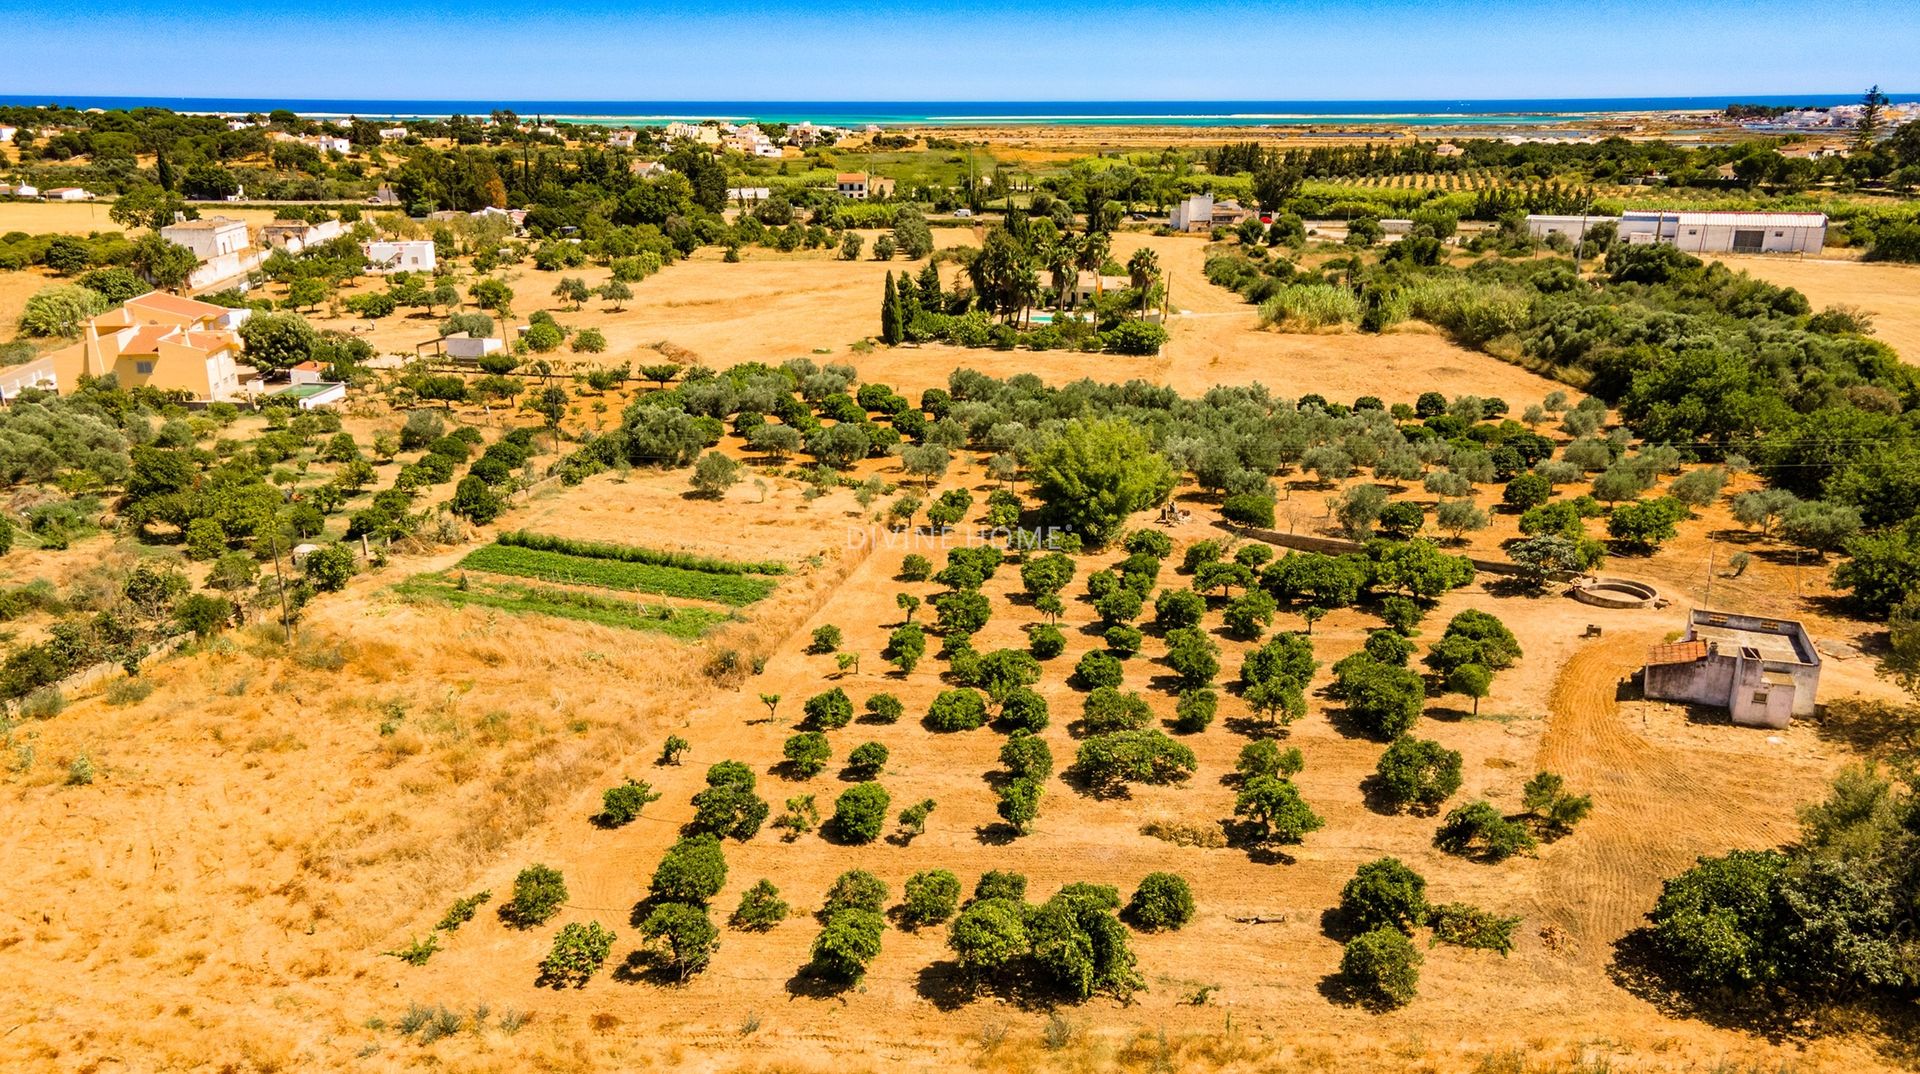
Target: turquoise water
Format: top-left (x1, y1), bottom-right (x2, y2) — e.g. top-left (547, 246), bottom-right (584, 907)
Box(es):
top-left (2, 94), bottom-right (1911, 127)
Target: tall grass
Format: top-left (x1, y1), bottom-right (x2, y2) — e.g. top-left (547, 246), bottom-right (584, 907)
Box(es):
top-left (1258, 284), bottom-right (1363, 330)
top-left (497, 529), bottom-right (787, 576)
top-left (1400, 275), bottom-right (1533, 347)
top-left (459, 545), bottom-right (777, 605)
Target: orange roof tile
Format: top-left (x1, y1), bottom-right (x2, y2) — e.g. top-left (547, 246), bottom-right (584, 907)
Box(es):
top-left (126, 291), bottom-right (227, 320)
top-left (118, 325), bottom-right (172, 355)
top-left (1645, 639), bottom-right (1710, 667)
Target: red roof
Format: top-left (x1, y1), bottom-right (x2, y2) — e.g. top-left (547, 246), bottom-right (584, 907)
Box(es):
top-left (1645, 640), bottom-right (1710, 667)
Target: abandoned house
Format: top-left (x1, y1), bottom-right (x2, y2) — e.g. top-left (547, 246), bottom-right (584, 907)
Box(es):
top-left (1641, 609), bottom-right (1821, 729)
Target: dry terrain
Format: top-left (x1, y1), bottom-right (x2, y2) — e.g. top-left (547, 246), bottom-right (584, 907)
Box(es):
top-left (0, 221), bottom-right (1913, 1073)
top-left (1709, 253), bottom-right (1920, 364)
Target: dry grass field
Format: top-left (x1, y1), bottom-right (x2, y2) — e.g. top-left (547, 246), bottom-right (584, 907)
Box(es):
top-left (1709, 253), bottom-right (1920, 364)
top-left (0, 222), bottom-right (1915, 1073)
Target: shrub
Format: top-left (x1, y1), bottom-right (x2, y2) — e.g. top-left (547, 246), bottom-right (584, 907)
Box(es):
top-left (948, 896), bottom-right (1030, 970)
top-left (1027, 623), bottom-right (1067, 658)
top-left (1341, 927), bottom-right (1421, 1007)
top-left (1103, 623), bottom-right (1144, 657)
top-left (830, 783), bottom-right (891, 843)
top-left (998, 686), bottom-right (1049, 732)
top-left (899, 554), bottom-right (932, 581)
top-left (1337, 657), bottom-right (1426, 740)
top-left (808, 624), bottom-right (842, 653)
top-left (638, 903), bottom-right (715, 979)
top-left (884, 623), bottom-right (926, 673)
top-left (1233, 775), bottom-right (1323, 844)
top-left (1163, 626), bottom-right (1220, 687)
top-left (1172, 687), bottom-right (1217, 733)
top-left (598, 778), bottom-right (662, 826)
top-left (823, 869), bottom-right (889, 915)
top-left (1081, 686), bottom-right (1153, 734)
top-left (436, 890), bottom-right (493, 932)
top-left (1153, 587), bottom-right (1207, 629)
top-left (1124, 872), bottom-right (1195, 931)
top-left (649, 834), bottom-right (729, 904)
top-left (783, 732), bottom-right (831, 777)
top-left (1073, 730), bottom-right (1197, 789)
top-left (901, 869), bottom-right (962, 926)
top-left (846, 740), bottom-right (889, 779)
top-left (1435, 801), bottom-right (1537, 861)
top-left (810, 908), bottom-right (884, 982)
top-left (896, 797), bottom-right (936, 839)
top-left (689, 762), bottom-right (769, 839)
top-left (997, 777), bottom-right (1042, 834)
top-left (1073, 650), bottom-right (1124, 690)
top-left (1522, 771), bottom-right (1593, 835)
top-left (926, 688), bottom-right (988, 731)
top-left (1236, 739), bottom-right (1304, 780)
top-left (1339, 858), bottom-right (1428, 934)
top-left (1429, 902), bottom-right (1520, 953)
top-left (731, 879), bottom-right (790, 929)
top-left (999, 731), bottom-right (1053, 780)
top-left (539, 921), bottom-right (616, 987)
top-left (1373, 737), bottom-right (1462, 812)
top-left (502, 864), bottom-right (567, 927)
top-left (864, 692), bottom-right (903, 723)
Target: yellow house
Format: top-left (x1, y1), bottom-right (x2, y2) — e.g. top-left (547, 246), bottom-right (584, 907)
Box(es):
top-left (47, 291), bottom-right (248, 402)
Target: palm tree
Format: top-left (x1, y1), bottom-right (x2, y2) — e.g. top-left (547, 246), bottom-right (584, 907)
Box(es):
top-left (1127, 247), bottom-right (1160, 316)
top-left (1043, 235), bottom-right (1079, 310)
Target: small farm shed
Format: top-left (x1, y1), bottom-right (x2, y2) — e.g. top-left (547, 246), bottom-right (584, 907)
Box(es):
top-left (1642, 609), bottom-right (1821, 729)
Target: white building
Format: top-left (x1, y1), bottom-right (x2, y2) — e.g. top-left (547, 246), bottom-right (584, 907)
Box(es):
top-left (362, 239), bottom-right (436, 273)
top-left (260, 218), bottom-right (345, 253)
top-left (1525, 214), bottom-right (1617, 242)
top-left (630, 160), bottom-right (668, 178)
top-left (161, 216), bottom-right (252, 260)
top-left (664, 122), bottom-right (720, 145)
top-left (726, 187), bottom-right (772, 204)
top-left (1618, 210), bottom-right (1826, 254)
top-left (836, 172), bottom-right (894, 200)
top-left (378, 127), bottom-right (409, 141)
top-left (607, 129), bottom-right (637, 148)
top-left (41, 187), bottom-right (94, 201)
top-left (1170, 194), bottom-right (1209, 231)
top-left (0, 126), bottom-right (15, 143)
top-left (1, 183), bottom-right (39, 198)
top-left (273, 132), bottom-right (350, 155)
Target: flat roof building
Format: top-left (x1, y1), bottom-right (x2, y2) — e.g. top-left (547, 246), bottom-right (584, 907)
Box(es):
top-left (1642, 609), bottom-right (1821, 729)
top-left (1618, 210), bottom-right (1826, 255)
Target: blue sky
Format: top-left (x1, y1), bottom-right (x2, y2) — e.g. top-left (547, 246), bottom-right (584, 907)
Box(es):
top-left (6, 0), bottom-right (1916, 100)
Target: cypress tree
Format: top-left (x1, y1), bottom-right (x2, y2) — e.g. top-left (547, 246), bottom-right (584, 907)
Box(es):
top-left (881, 271), bottom-right (903, 344)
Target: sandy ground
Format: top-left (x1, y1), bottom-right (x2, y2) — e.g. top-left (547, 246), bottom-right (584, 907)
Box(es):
top-left (1709, 254), bottom-right (1920, 365)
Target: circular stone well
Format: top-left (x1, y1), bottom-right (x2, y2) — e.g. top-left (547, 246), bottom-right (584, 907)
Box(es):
top-left (1570, 577), bottom-right (1661, 609)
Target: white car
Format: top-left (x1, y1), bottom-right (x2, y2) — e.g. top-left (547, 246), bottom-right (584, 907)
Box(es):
top-left (953, 208), bottom-right (973, 218)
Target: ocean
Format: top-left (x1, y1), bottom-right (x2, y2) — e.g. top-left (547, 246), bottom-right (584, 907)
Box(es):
top-left (1, 94), bottom-right (1914, 127)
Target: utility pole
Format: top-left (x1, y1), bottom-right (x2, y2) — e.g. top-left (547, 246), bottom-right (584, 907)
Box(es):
top-left (267, 524), bottom-right (291, 644)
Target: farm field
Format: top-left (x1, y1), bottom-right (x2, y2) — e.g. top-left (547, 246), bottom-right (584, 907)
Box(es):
top-left (1, 191), bottom-right (1919, 1074)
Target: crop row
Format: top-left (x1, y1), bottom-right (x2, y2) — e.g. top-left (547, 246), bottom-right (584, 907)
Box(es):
top-left (458, 544), bottom-right (778, 606)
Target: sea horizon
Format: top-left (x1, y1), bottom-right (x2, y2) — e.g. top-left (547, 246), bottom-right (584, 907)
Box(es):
top-left (1, 93), bottom-right (1914, 127)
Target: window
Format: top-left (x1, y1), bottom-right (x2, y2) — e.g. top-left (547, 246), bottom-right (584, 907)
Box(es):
top-left (135, 361), bottom-right (155, 375)
top-left (1751, 691), bottom-right (1769, 706)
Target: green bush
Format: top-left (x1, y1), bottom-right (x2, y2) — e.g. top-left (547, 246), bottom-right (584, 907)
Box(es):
top-left (901, 869), bottom-right (962, 927)
top-left (503, 864), bottom-right (568, 928)
top-left (1172, 687), bottom-right (1218, 733)
top-left (803, 687), bottom-right (855, 730)
top-left (830, 783), bottom-right (891, 843)
top-left (998, 686), bottom-right (1049, 732)
top-left (1073, 730), bottom-right (1197, 789)
top-left (539, 921), bottom-right (616, 987)
top-left (1073, 650), bottom-right (1124, 690)
top-left (783, 732), bottom-right (831, 777)
top-left (1124, 872), bottom-right (1195, 931)
top-left (730, 879), bottom-right (790, 930)
top-left (823, 869), bottom-right (889, 915)
top-left (1341, 927), bottom-right (1421, 1007)
top-left (846, 740), bottom-right (889, 779)
top-left (1080, 687), bottom-right (1152, 734)
top-left (1373, 737), bottom-right (1462, 812)
top-left (864, 692), bottom-right (904, 723)
top-left (1435, 800), bottom-right (1537, 862)
top-left (1339, 858), bottom-right (1428, 934)
top-left (597, 778), bottom-right (662, 826)
top-left (1027, 623), bottom-right (1067, 658)
top-left (649, 834), bottom-right (729, 904)
top-left (639, 902), bottom-right (715, 979)
top-left (926, 688), bottom-right (987, 731)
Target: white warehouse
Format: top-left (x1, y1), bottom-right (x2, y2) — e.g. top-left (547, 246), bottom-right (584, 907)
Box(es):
top-left (1617, 210), bottom-right (1826, 254)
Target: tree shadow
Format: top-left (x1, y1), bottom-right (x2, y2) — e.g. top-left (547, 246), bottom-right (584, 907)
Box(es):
top-left (609, 948), bottom-right (685, 987)
top-left (1810, 697), bottom-right (1920, 762)
top-left (1316, 971), bottom-right (1402, 1013)
top-left (1223, 715), bottom-right (1287, 739)
top-left (783, 966), bottom-right (858, 1000)
top-left (972, 822), bottom-right (1020, 846)
top-left (1357, 774), bottom-right (1421, 817)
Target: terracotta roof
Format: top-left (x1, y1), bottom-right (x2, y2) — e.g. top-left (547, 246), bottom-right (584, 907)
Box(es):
top-left (1645, 639), bottom-right (1710, 667)
top-left (118, 326), bottom-right (172, 355)
top-left (836, 172), bottom-right (867, 183)
top-left (126, 291), bottom-right (227, 319)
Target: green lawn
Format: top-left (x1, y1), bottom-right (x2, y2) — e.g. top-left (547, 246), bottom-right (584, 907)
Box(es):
top-left (456, 544), bottom-right (778, 605)
top-left (395, 572), bottom-right (730, 639)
